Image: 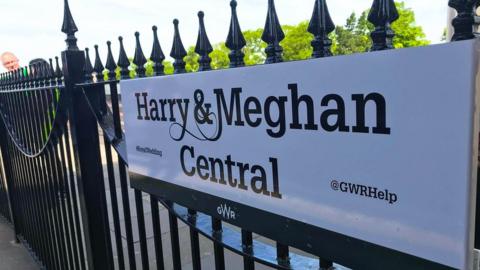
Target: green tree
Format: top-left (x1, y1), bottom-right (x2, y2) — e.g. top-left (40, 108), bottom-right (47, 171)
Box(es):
top-left (332, 12), bottom-right (371, 55)
top-left (210, 43), bottom-right (230, 69)
top-left (185, 46), bottom-right (199, 72)
top-left (243, 29), bottom-right (266, 65)
top-left (281, 21), bottom-right (313, 61)
top-left (391, 2), bottom-right (429, 48)
top-left (333, 2), bottom-right (429, 54)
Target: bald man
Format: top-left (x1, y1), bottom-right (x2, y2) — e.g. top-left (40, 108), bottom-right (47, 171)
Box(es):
top-left (1, 52), bottom-right (20, 71)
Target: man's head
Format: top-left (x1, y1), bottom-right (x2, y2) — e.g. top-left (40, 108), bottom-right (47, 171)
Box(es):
top-left (1, 52), bottom-right (19, 71)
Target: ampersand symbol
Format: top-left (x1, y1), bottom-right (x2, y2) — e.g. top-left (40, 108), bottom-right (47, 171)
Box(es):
top-left (194, 89), bottom-right (213, 124)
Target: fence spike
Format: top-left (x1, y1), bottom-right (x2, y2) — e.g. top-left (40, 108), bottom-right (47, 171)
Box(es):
top-left (308, 0), bottom-right (335, 58)
top-left (226, 0), bottom-right (246, 67)
top-left (368, 0), bottom-right (399, 51)
top-left (24, 66), bottom-right (31, 87)
top-left (195, 11), bottom-right (213, 71)
top-left (170, 19), bottom-right (187, 74)
top-left (14, 69), bottom-right (20, 84)
top-left (262, 0), bottom-right (285, 64)
top-left (133, 32), bottom-right (147, 78)
top-left (10, 70), bottom-right (14, 84)
top-left (24, 66), bottom-right (30, 85)
top-left (19, 67), bottom-right (24, 81)
top-left (26, 65), bottom-right (33, 88)
top-left (25, 66), bottom-right (32, 85)
top-left (106, 41), bottom-right (117, 80)
top-left (8, 72), bottom-right (13, 87)
top-left (118, 36), bottom-right (131, 79)
top-left (150, 26), bottom-right (165, 76)
top-left (84, 48), bottom-right (94, 82)
top-left (48, 58), bottom-right (55, 84)
top-left (29, 65), bottom-right (35, 82)
top-left (448, 0), bottom-right (476, 41)
top-left (17, 68), bottom-right (22, 84)
top-left (5, 72), bottom-right (10, 88)
top-left (13, 69), bottom-right (20, 86)
top-left (94, 45), bottom-right (105, 81)
top-left (17, 68), bottom-right (23, 86)
top-left (19, 68), bottom-right (25, 83)
top-left (8, 70), bottom-right (13, 86)
top-left (20, 68), bottom-right (25, 83)
top-left (55, 56), bottom-right (63, 79)
top-left (61, 0), bottom-right (79, 51)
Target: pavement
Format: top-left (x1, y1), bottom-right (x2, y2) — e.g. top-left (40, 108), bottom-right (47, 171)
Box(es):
top-left (0, 218), bottom-right (39, 270)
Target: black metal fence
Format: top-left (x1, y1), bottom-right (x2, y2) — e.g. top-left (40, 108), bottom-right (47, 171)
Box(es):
top-left (0, 0), bottom-right (477, 270)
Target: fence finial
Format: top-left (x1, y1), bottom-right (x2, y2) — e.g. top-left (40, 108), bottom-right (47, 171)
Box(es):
top-left (14, 69), bottom-right (20, 84)
top-left (134, 32), bottom-right (147, 77)
top-left (150, 26), bottom-right (165, 76)
top-left (262, 0), bottom-right (285, 64)
top-left (118, 37), bottom-right (131, 79)
top-left (84, 48), bottom-right (94, 82)
top-left (22, 66), bottom-right (29, 82)
top-left (368, 0), bottom-right (399, 51)
top-left (448, 0), bottom-right (476, 41)
top-left (106, 41), bottom-right (117, 80)
top-left (308, 0), bottom-right (335, 58)
top-left (48, 59), bottom-right (55, 81)
top-left (196, 11), bottom-right (213, 71)
top-left (17, 68), bottom-right (23, 85)
top-left (61, 0), bottom-right (79, 51)
top-left (226, 0), bottom-right (246, 67)
top-left (55, 56), bottom-right (63, 79)
top-left (94, 45), bottom-right (105, 82)
top-left (170, 19), bottom-right (187, 74)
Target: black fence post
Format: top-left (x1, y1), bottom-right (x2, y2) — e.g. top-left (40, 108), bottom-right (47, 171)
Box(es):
top-left (448, 0), bottom-right (476, 41)
top-left (0, 122), bottom-right (20, 243)
top-left (60, 0), bottom-right (113, 269)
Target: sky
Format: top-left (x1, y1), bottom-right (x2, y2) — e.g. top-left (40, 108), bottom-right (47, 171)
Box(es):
top-left (0, 0), bottom-right (448, 70)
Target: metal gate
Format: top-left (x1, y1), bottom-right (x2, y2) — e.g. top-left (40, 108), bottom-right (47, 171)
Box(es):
top-left (0, 0), bottom-right (477, 269)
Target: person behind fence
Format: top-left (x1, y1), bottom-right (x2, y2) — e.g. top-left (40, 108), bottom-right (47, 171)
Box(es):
top-left (29, 58), bottom-right (60, 140)
top-left (1, 52), bottom-right (20, 71)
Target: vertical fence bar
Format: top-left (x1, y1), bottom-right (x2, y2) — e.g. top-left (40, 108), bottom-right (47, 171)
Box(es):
top-left (241, 230), bottom-right (254, 270)
top-left (148, 26), bottom-right (166, 270)
top-left (135, 189), bottom-right (150, 270)
top-left (188, 209), bottom-right (202, 270)
top-left (150, 196), bottom-right (165, 270)
top-left (61, 0), bottom-right (113, 268)
top-left (169, 207), bottom-right (182, 270)
top-left (276, 243), bottom-right (289, 266)
top-left (104, 41), bottom-right (126, 270)
top-left (212, 218), bottom-right (225, 270)
top-left (0, 105), bottom-right (19, 242)
top-left (115, 36), bottom-right (138, 270)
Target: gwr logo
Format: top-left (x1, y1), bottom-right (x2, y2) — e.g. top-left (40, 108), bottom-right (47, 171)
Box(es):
top-left (217, 204), bottom-right (236, 220)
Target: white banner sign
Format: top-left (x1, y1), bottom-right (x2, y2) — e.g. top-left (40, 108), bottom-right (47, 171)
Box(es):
top-left (122, 40), bottom-right (479, 269)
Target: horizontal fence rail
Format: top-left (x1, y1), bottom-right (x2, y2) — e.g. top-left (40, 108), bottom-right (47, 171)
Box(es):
top-left (0, 0), bottom-right (478, 269)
